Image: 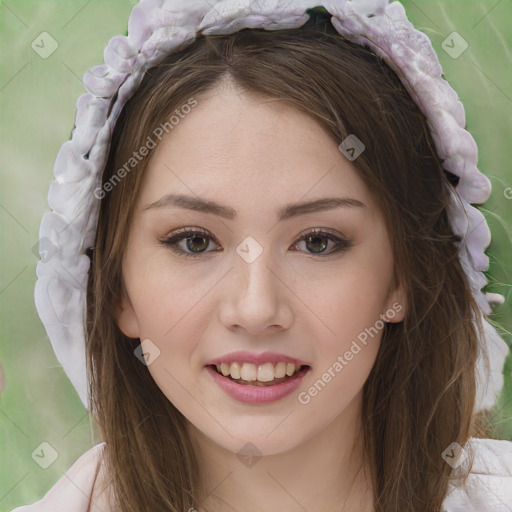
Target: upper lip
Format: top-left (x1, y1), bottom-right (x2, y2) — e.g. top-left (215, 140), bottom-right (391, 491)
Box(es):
top-left (204, 351), bottom-right (311, 367)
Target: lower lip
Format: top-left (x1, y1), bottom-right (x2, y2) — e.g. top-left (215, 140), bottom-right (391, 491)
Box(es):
top-left (205, 365), bottom-right (310, 405)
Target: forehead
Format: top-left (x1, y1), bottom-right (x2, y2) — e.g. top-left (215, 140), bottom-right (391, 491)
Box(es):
top-left (134, 84), bottom-right (375, 218)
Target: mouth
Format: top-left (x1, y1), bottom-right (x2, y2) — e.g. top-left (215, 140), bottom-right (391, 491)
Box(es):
top-left (205, 363), bottom-right (311, 404)
top-left (207, 364), bottom-right (310, 387)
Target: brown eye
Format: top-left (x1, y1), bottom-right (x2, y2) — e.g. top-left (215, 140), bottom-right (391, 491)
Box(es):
top-left (160, 227), bottom-right (352, 258)
top-left (304, 233), bottom-right (329, 253)
top-left (291, 229), bottom-right (352, 256)
top-left (160, 228), bottom-right (221, 258)
top-left (184, 234), bottom-right (209, 253)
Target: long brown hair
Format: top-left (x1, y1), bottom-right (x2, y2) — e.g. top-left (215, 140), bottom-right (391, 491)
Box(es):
top-left (86, 10), bottom-right (492, 511)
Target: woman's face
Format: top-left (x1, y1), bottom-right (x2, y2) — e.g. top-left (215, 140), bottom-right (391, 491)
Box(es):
top-left (115, 81), bottom-right (405, 456)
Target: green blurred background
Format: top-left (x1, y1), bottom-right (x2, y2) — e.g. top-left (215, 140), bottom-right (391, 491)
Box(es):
top-left (0, 1), bottom-right (510, 510)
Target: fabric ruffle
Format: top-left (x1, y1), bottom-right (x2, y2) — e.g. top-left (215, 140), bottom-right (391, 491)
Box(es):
top-left (442, 438), bottom-right (512, 511)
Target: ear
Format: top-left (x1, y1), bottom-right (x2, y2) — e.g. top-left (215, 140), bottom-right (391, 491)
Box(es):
top-left (114, 289), bottom-right (141, 339)
top-left (383, 279), bottom-right (407, 323)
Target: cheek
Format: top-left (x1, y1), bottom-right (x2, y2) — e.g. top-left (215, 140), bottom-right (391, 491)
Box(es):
top-left (301, 252), bottom-right (393, 335)
top-left (300, 276), bottom-right (386, 412)
top-left (312, 282), bottom-right (385, 374)
top-left (124, 257), bottom-right (221, 401)
top-left (299, 244), bottom-right (393, 373)
top-left (126, 248), bottom-right (216, 334)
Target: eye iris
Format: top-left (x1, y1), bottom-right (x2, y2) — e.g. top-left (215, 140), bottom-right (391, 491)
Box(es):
top-left (306, 234), bottom-right (328, 253)
top-left (186, 235), bottom-right (209, 253)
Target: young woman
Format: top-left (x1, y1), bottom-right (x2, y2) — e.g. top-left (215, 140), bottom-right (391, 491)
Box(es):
top-left (14, 1), bottom-right (512, 511)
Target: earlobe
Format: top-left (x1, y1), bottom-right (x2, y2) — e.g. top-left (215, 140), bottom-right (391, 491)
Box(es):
top-left (115, 292), bottom-right (140, 339)
top-left (384, 285), bottom-right (407, 323)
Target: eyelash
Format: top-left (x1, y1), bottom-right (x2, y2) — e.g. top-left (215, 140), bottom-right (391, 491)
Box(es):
top-left (158, 227), bottom-right (352, 259)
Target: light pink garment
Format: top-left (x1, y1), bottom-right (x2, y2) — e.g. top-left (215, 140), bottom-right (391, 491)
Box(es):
top-left (10, 438), bottom-right (512, 511)
top-left (10, 443), bottom-right (107, 512)
top-left (441, 438), bottom-right (512, 512)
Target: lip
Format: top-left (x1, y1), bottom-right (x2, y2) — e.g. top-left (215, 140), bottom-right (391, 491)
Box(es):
top-left (204, 351), bottom-right (311, 367)
top-left (205, 364), bottom-right (311, 405)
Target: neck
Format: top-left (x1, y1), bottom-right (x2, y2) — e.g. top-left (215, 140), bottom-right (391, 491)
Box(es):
top-left (188, 394), bottom-right (374, 512)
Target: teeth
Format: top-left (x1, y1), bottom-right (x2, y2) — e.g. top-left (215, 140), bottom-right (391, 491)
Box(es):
top-left (255, 363), bottom-right (274, 382)
top-left (241, 363), bottom-right (257, 381)
top-left (230, 362), bottom-right (241, 380)
top-left (215, 361), bottom-right (302, 382)
top-left (275, 362), bottom-right (287, 378)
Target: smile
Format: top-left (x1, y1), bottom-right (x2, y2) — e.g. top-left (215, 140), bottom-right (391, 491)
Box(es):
top-left (214, 361), bottom-right (305, 383)
top-left (206, 364), bottom-right (311, 404)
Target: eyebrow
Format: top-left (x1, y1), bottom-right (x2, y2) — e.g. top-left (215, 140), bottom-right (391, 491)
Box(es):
top-left (143, 193), bottom-right (365, 221)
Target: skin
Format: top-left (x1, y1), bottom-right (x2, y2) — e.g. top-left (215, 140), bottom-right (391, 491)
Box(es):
top-left (115, 78), bottom-right (406, 512)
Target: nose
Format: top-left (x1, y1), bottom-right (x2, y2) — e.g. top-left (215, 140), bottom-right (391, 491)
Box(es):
top-left (218, 247), bottom-right (294, 335)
